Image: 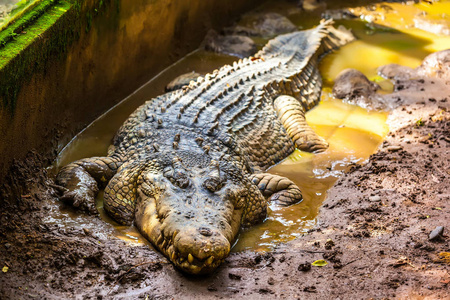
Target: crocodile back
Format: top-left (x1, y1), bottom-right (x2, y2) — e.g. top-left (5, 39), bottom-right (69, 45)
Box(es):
top-left (114, 20), bottom-right (354, 171)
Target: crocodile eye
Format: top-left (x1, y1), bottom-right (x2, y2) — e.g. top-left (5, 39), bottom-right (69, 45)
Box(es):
top-left (174, 173), bottom-right (190, 189)
top-left (163, 167), bottom-right (174, 178)
top-left (203, 177), bottom-right (224, 192)
top-left (163, 167), bottom-right (189, 189)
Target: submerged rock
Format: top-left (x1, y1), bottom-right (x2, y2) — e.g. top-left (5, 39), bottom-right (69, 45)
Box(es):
top-left (378, 64), bottom-right (415, 81)
top-left (332, 69), bottom-right (380, 100)
top-left (165, 72), bottom-right (202, 92)
top-left (202, 30), bottom-right (256, 58)
top-left (322, 9), bottom-right (357, 20)
top-left (224, 12), bottom-right (297, 38)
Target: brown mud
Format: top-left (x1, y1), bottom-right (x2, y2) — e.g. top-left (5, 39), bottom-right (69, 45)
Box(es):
top-left (1, 2), bottom-right (450, 300)
top-left (1, 49), bottom-right (449, 300)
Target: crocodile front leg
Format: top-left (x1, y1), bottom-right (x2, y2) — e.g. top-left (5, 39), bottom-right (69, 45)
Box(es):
top-left (103, 162), bottom-right (145, 225)
top-left (250, 173), bottom-right (302, 206)
top-left (56, 156), bottom-right (121, 214)
top-left (241, 183), bottom-right (268, 227)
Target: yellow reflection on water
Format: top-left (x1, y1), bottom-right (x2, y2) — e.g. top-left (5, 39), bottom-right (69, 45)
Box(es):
top-left (321, 1), bottom-right (450, 83)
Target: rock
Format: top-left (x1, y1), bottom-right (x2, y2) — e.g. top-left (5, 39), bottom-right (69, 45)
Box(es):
top-left (417, 49), bottom-right (450, 79)
top-left (165, 72), bottom-right (202, 92)
top-left (202, 30), bottom-right (257, 58)
top-left (429, 226), bottom-right (444, 241)
top-left (207, 284), bottom-right (217, 292)
top-left (332, 69), bottom-right (380, 100)
top-left (224, 12), bottom-right (297, 38)
top-left (4, 242), bottom-right (11, 249)
top-left (414, 13), bottom-right (450, 36)
top-left (298, 263), bottom-right (311, 272)
top-left (378, 63), bottom-right (415, 80)
top-left (324, 238), bottom-right (335, 250)
top-left (322, 9), bottom-right (357, 20)
top-left (369, 195), bottom-right (381, 202)
top-left (301, 0), bottom-right (327, 12)
top-left (386, 145), bottom-right (402, 152)
top-left (228, 273), bottom-right (242, 280)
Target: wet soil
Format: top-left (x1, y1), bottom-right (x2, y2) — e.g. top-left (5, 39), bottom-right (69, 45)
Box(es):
top-left (1, 56), bottom-right (449, 300)
top-left (1, 1), bottom-right (450, 299)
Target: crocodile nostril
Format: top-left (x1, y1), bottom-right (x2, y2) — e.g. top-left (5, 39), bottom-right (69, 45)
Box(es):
top-left (198, 227), bottom-right (213, 236)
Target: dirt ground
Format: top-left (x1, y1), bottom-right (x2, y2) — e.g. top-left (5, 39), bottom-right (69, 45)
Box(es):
top-left (1, 33), bottom-right (449, 300)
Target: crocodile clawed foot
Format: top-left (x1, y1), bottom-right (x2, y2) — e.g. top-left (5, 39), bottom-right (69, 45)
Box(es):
top-left (269, 188), bottom-right (303, 206)
top-left (299, 137), bottom-right (329, 153)
top-left (60, 189), bottom-right (99, 215)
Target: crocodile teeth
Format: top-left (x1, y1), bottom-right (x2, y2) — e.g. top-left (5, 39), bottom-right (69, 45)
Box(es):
top-left (157, 234), bottom-right (164, 245)
top-left (167, 245), bottom-right (174, 257)
top-left (188, 253), bottom-right (194, 264)
top-left (206, 256), bottom-right (214, 266)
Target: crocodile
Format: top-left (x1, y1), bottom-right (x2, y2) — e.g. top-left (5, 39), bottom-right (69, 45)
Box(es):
top-left (56, 20), bottom-right (354, 274)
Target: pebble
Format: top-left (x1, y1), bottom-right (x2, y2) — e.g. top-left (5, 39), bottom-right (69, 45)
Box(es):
top-left (325, 239), bottom-right (335, 250)
top-left (298, 263), bottom-right (311, 272)
top-left (429, 226), bottom-right (444, 241)
top-left (4, 243), bottom-right (11, 249)
top-left (386, 145), bottom-right (403, 152)
top-left (369, 195), bottom-right (381, 202)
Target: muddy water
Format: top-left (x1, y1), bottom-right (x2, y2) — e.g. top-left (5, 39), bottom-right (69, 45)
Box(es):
top-left (51, 1), bottom-right (450, 251)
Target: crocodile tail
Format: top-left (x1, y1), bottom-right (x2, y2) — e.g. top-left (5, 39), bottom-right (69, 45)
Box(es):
top-left (316, 19), bottom-right (355, 58)
top-left (255, 19), bottom-right (355, 59)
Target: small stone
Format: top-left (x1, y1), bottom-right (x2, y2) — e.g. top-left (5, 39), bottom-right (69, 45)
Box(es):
top-left (207, 284), bottom-right (217, 292)
top-left (203, 30), bottom-right (257, 58)
top-left (386, 145), bottom-right (402, 152)
top-left (369, 195), bottom-right (381, 202)
top-left (165, 72), bottom-right (202, 92)
top-left (298, 263), bottom-right (311, 272)
top-left (324, 239), bottom-right (335, 250)
top-left (228, 273), bottom-right (242, 280)
top-left (4, 243), bottom-right (11, 249)
top-left (429, 226), bottom-right (444, 241)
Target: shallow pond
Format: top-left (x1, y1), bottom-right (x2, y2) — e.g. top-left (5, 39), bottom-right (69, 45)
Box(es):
top-left (50, 0), bottom-right (450, 252)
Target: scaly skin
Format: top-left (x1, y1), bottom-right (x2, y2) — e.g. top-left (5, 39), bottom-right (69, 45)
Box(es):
top-left (56, 20), bottom-right (354, 274)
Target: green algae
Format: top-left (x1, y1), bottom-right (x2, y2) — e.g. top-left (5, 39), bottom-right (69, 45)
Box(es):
top-left (0, 0), bottom-right (72, 111)
top-left (0, 0), bottom-right (120, 112)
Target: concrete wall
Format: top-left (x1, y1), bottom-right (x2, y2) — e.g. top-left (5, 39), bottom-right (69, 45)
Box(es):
top-left (0, 0), bottom-right (260, 181)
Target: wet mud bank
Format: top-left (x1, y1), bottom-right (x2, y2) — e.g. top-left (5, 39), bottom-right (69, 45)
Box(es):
top-left (0, 61), bottom-right (448, 299)
top-left (1, 0), bottom-right (449, 299)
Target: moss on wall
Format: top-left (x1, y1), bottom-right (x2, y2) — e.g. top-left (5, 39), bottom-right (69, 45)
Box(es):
top-left (0, 0), bottom-right (118, 111)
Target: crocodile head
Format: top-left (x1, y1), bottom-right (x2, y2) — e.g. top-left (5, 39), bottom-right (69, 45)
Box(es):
top-left (134, 151), bottom-right (255, 274)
